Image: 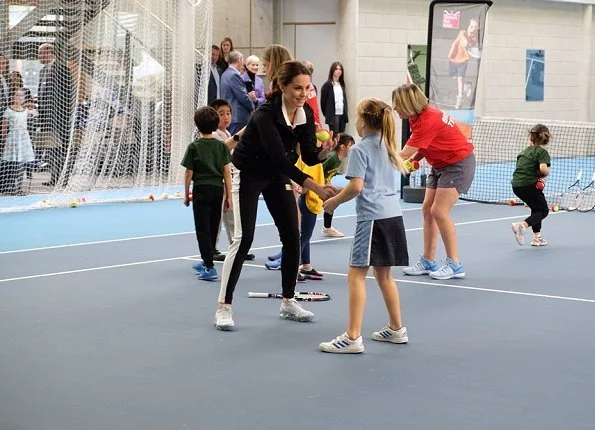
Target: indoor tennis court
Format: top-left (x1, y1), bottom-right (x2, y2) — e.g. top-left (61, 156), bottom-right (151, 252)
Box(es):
top-left (1, 199), bottom-right (594, 430)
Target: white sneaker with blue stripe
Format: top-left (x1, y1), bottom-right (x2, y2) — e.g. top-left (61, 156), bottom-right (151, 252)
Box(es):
top-left (402, 255), bottom-right (439, 276)
top-left (319, 332), bottom-right (364, 354)
top-left (372, 325), bottom-right (408, 344)
top-left (429, 257), bottom-right (465, 280)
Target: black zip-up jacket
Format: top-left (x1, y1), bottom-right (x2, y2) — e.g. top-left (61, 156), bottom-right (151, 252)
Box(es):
top-left (231, 93), bottom-right (321, 186)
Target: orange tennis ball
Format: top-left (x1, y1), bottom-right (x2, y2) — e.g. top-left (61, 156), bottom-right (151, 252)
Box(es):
top-left (536, 180), bottom-right (545, 191)
top-left (148, 194), bottom-right (155, 201)
top-left (315, 130), bottom-right (331, 142)
top-left (551, 204), bottom-right (559, 212)
top-left (508, 198), bottom-right (516, 206)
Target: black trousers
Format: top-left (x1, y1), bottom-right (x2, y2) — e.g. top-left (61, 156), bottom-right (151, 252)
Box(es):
top-left (512, 185), bottom-right (549, 233)
top-left (218, 170), bottom-right (299, 304)
top-left (323, 212), bottom-right (334, 228)
top-left (328, 115), bottom-right (346, 135)
top-left (192, 184), bottom-right (224, 268)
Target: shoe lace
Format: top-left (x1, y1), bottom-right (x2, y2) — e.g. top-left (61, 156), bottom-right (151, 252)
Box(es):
top-left (219, 306), bottom-right (232, 320)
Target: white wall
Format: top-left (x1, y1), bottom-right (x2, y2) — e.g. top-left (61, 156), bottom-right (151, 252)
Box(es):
top-left (358, 0), bottom-right (592, 121)
top-left (212, 0), bottom-right (274, 57)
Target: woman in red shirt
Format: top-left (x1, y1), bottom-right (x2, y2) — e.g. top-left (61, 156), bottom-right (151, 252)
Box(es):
top-left (392, 83), bottom-right (476, 280)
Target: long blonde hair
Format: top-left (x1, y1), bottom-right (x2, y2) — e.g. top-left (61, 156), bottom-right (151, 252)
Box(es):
top-left (262, 44), bottom-right (293, 81)
top-left (356, 97), bottom-right (407, 175)
top-left (391, 83), bottom-right (429, 118)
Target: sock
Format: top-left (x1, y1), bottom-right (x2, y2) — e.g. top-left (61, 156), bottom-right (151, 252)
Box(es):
top-left (300, 264), bottom-right (313, 271)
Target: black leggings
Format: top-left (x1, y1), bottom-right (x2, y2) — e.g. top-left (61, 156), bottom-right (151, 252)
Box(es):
top-left (323, 212), bottom-right (333, 228)
top-left (512, 185), bottom-right (549, 233)
top-left (218, 170), bottom-right (300, 304)
top-left (192, 184), bottom-right (224, 268)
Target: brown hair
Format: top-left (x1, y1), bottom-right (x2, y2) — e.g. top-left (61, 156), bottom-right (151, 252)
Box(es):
top-left (356, 98), bottom-right (407, 174)
top-left (270, 61), bottom-right (311, 98)
top-left (529, 124), bottom-right (551, 146)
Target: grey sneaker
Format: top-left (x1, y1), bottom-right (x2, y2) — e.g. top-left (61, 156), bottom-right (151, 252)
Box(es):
top-left (215, 305), bottom-right (234, 331)
top-left (403, 255), bottom-right (439, 276)
top-left (371, 325), bottom-right (408, 344)
top-left (429, 257), bottom-right (466, 280)
top-left (320, 332), bottom-right (364, 354)
top-left (280, 298), bottom-right (314, 322)
top-left (511, 222), bottom-right (525, 246)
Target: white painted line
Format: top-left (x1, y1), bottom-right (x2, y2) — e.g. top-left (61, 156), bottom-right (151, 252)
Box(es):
top-left (185, 260), bottom-right (595, 305)
top-left (3, 242), bottom-right (593, 304)
top-left (0, 256), bottom-right (185, 283)
top-left (0, 202), bottom-right (477, 255)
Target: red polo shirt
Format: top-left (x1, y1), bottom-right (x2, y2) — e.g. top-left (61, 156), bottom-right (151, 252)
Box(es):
top-left (407, 107), bottom-right (473, 168)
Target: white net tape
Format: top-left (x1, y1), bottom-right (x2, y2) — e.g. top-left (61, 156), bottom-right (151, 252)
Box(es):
top-left (0, 0), bottom-right (212, 212)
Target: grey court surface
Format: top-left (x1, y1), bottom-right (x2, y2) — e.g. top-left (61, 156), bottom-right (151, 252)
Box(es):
top-left (1, 203), bottom-right (594, 430)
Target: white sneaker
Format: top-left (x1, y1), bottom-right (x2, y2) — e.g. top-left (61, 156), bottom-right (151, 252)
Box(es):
top-left (320, 332), bottom-right (364, 354)
top-left (321, 226), bottom-right (344, 238)
top-left (511, 222), bottom-right (526, 246)
top-left (215, 304), bottom-right (234, 331)
top-left (531, 235), bottom-right (547, 247)
top-left (371, 325), bottom-right (409, 344)
top-left (280, 298), bottom-right (314, 322)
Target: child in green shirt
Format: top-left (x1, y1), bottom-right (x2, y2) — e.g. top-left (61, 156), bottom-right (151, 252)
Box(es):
top-left (321, 133), bottom-right (355, 237)
top-left (181, 106), bottom-right (232, 280)
top-left (510, 124), bottom-right (551, 247)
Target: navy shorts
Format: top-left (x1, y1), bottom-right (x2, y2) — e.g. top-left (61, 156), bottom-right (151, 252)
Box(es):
top-left (350, 216), bottom-right (409, 268)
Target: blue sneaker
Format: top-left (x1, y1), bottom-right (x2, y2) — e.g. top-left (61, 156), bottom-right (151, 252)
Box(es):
top-left (193, 261), bottom-right (205, 273)
top-left (265, 258), bottom-right (282, 270)
top-left (402, 255), bottom-right (439, 276)
top-left (199, 267), bottom-right (218, 281)
top-left (267, 251), bottom-right (282, 261)
top-left (429, 258), bottom-right (465, 280)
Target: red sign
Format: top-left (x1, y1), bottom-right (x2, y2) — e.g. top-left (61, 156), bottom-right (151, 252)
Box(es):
top-left (443, 10), bottom-right (460, 29)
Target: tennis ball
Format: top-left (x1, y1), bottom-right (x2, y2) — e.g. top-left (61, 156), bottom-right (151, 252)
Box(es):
top-left (551, 204), bottom-right (559, 212)
top-left (162, 193), bottom-right (169, 200)
top-left (315, 130), bottom-right (331, 142)
top-left (508, 198), bottom-right (516, 206)
top-left (536, 180), bottom-right (545, 191)
top-left (174, 191), bottom-right (182, 198)
top-left (70, 201), bottom-right (78, 208)
top-left (148, 194), bottom-right (155, 201)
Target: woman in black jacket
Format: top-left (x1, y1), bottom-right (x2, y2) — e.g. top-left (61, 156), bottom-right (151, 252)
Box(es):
top-left (320, 61), bottom-right (348, 134)
top-left (214, 61), bottom-right (336, 331)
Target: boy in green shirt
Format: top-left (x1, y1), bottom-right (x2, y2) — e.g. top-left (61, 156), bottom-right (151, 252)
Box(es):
top-left (511, 124), bottom-right (551, 247)
top-left (181, 106), bottom-right (232, 280)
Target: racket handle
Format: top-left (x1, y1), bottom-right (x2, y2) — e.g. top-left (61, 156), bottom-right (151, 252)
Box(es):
top-left (248, 292), bottom-right (270, 298)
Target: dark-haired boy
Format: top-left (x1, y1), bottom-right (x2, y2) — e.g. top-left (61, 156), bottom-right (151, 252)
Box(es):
top-left (181, 106), bottom-right (232, 281)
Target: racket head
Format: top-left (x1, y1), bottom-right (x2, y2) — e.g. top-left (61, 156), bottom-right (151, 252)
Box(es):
top-left (294, 292), bottom-right (331, 302)
top-left (558, 186), bottom-right (581, 210)
top-left (578, 191), bottom-right (595, 212)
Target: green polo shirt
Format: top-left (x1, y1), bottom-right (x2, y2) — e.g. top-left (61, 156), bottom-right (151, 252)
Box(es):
top-left (181, 138), bottom-right (230, 187)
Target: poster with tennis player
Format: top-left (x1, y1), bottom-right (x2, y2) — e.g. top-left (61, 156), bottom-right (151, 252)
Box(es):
top-left (428, 2), bottom-right (491, 140)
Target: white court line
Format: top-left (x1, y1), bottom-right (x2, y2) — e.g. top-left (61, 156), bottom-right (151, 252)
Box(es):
top-left (0, 202), bottom-right (479, 255)
top-left (180, 260), bottom-right (595, 305)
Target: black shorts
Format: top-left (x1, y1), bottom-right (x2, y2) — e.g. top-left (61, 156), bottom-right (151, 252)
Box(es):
top-left (350, 216), bottom-right (409, 267)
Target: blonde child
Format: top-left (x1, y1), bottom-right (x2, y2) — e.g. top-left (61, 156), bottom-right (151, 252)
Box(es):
top-left (511, 124), bottom-right (551, 246)
top-left (319, 98), bottom-right (409, 354)
top-left (1, 87), bottom-right (35, 195)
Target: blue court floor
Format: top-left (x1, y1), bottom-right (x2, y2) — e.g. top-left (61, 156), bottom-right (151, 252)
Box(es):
top-left (1, 199), bottom-right (594, 430)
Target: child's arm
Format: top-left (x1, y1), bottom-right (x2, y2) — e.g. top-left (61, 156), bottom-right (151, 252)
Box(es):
top-left (223, 163), bottom-right (232, 212)
top-left (184, 168), bottom-right (193, 207)
top-left (538, 163), bottom-right (549, 177)
top-left (322, 177), bottom-right (363, 214)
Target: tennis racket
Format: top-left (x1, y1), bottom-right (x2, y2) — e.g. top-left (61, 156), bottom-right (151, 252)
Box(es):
top-left (575, 172), bottom-right (595, 212)
top-left (248, 291), bottom-right (331, 302)
top-left (558, 169), bottom-right (583, 211)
